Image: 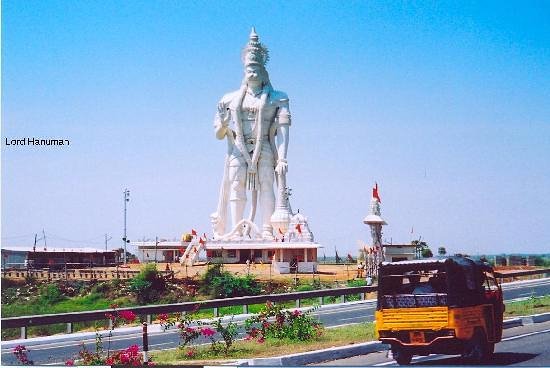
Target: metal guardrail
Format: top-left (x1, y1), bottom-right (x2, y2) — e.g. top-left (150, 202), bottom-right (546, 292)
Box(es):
top-left (1, 285), bottom-right (376, 329)
top-left (2, 268), bottom-right (549, 339)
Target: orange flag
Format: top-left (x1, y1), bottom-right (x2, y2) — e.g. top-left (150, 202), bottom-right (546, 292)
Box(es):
top-left (373, 182), bottom-right (381, 203)
top-left (295, 223), bottom-right (302, 234)
top-left (191, 229), bottom-right (197, 237)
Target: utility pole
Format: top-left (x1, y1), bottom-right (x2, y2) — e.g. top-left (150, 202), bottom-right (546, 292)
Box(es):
top-left (154, 236), bottom-right (158, 263)
top-left (123, 189), bottom-right (130, 265)
top-left (42, 229), bottom-right (47, 251)
top-left (105, 234), bottom-right (112, 251)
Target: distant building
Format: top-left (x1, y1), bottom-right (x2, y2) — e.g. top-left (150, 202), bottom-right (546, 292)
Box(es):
top-left (134, 241), bottom-right (189, 263)
top-left (384, 244), bottom-right (416, 262)
top-left (1, 247), bottom-right (117, 269)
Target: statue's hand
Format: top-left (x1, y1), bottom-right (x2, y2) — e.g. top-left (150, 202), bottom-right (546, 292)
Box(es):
top-left (218, 103), bottom-right (230, 127)
top-left (275, 159), bottom-right (288, 176)
top-left (247, 165), bottom-right (258, 191)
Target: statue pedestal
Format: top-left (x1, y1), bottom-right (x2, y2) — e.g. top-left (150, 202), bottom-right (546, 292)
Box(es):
top-left (205, 239), bottom-right (323, 274)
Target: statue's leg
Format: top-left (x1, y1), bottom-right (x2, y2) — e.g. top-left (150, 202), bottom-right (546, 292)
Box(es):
top-left (229, 157), bottom-right (247, 236)
top-left (258, 150), bottom-right (275, 239)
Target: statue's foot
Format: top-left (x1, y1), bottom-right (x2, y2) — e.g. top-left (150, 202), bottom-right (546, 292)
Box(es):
top-left (262, 231), bottom-right (275, 241)
top-left (230, 234), bottom-right (243, 241)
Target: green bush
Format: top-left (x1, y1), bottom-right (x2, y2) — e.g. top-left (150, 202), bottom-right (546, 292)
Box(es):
top-left (129, 264), bottom-right (165, 304)
top-left (347, 279), bottom-right (367, 287)
top-left (211, 274), bottom-right (261, 298)
top-left (200, 264), bottom-right (261, 298)
top-left (39, 284), bottom-right (65, 304)
top-left (199, 264), bottom-right (224, 294)
top-left (296, 284), bottom-right (314, 292)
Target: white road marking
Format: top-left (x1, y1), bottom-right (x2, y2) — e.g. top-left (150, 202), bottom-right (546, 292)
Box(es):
top-left (501, 328), bottom-right (550, 342)
top-left (340, 316), bottom-right (366, 322)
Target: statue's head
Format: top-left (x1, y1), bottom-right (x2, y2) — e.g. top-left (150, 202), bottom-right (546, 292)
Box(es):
top-left (241, 28), bottom-right (271, 89)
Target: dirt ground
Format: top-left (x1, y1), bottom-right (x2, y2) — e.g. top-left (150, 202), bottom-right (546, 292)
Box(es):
top-left (104, 262), bottom-right (366, 282)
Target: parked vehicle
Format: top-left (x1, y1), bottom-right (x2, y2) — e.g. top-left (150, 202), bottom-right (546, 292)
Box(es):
top-left (375, 257), bottom-right (504, 365)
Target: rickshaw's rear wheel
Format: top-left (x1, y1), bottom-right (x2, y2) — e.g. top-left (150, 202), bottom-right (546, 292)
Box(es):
top-left (462, 329), bottom-right (490, 363)
top-left (392, 346), bottom-right (413, 365)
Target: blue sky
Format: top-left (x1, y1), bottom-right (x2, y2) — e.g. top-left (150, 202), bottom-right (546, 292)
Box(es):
top-left (2, 1), bottom-right (549, 256)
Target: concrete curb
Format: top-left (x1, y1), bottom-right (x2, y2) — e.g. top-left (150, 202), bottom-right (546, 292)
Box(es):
top-left (243, 342), bottom-right (388, 366)
top-left (238, 312), bottom-right (550, 366)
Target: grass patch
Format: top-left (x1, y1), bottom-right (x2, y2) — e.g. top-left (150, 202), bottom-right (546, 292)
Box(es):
top-left (505, 295), bottom-right (550, 317)
top-left (151, 322), bottom-right (376, 364)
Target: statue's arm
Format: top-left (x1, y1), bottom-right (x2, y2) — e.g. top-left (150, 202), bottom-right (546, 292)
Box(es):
top-left (275, 97), bottom-right (291, 175)
top-left (214, 101), bottom-right (230, 140)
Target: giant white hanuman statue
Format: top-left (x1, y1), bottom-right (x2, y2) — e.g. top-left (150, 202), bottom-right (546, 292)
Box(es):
top-left (211, 28), bottom-right (291, 241)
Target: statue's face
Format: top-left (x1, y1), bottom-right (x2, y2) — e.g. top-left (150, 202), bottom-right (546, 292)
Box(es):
top-left (245, 65), bottom-right (263, 86)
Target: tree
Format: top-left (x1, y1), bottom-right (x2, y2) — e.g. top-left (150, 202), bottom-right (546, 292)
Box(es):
top-left (421, 248), bottom-right (433, 258)
top-left (411, 240), bottom-right (428, 259)
top-left (438, 247), bottom-right (447, 256)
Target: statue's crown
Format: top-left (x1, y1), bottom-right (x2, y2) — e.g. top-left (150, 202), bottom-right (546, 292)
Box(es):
top-left (242, 27), bottom-right (269, 67)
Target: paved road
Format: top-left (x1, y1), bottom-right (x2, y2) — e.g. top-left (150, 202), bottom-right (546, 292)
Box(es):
top-left (1, 278), bottom-right (548, 365)
top-left (315, 321), bottom-right (550, 366)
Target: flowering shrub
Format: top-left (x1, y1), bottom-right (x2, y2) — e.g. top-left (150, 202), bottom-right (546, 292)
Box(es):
top-left (12, 345), bottom-right (33, 365)
top-left (244, 302), bottom-right (323, 342)
top-left (180, 326), bottom-right (201, 348)
top-left (201, 327), bottom-right (216, 337)
top-left (213, 317), bottom-right (238, 355)
top-left (159, 310), bottom-right (238, 357)
top-left (104, 345), bottom-right (143, 366)
top-left (68, 307), bottom-right (150, 366)
top-left (105, 304), bottom-right (138, 328)
top-left (119, 310), bottom-right (137, 322)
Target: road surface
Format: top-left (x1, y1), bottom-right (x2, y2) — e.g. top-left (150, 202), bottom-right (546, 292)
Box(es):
top-left (315, 321), bottom-right (550, 366)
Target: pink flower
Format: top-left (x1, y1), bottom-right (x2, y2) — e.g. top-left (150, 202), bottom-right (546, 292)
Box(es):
top-left (262, 321), bottom-right (271, 329)
top-left (65, 359), bottom-right (74, 366)
top-left (201, 327), bottom-right (215, 337)
top-left (257, 336), bottom-right (265, 343)
top-left (105, 357), bottom-right (114, 365)
top-left (158, 313), bottom-right (168, 321)
top-left (292, 309), bottom-right (301, 317)
top-left (13, 345), bottom-right (26, 354)
top-left (186, 348), bottom-right (196, 357)
top-left (120, 352), bottom-right (130, 364)
top-left (126, 345), bottom-right (140, 354)
top-left (119, 310), bottom-right (137, 322)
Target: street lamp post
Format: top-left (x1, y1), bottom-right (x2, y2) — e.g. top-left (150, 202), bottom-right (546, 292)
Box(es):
top-left (123, 189), bottom-right (130, 265)
top-left (154, 236), bottom-right (158, 263)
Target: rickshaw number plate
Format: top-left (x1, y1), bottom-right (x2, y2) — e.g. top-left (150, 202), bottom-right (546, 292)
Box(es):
top-left (409, 331), bottom-right (425, 343)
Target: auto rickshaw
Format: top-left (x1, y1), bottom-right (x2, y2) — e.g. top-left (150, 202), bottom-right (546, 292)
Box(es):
top-left (375, 256), bottom-right (504, 365)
